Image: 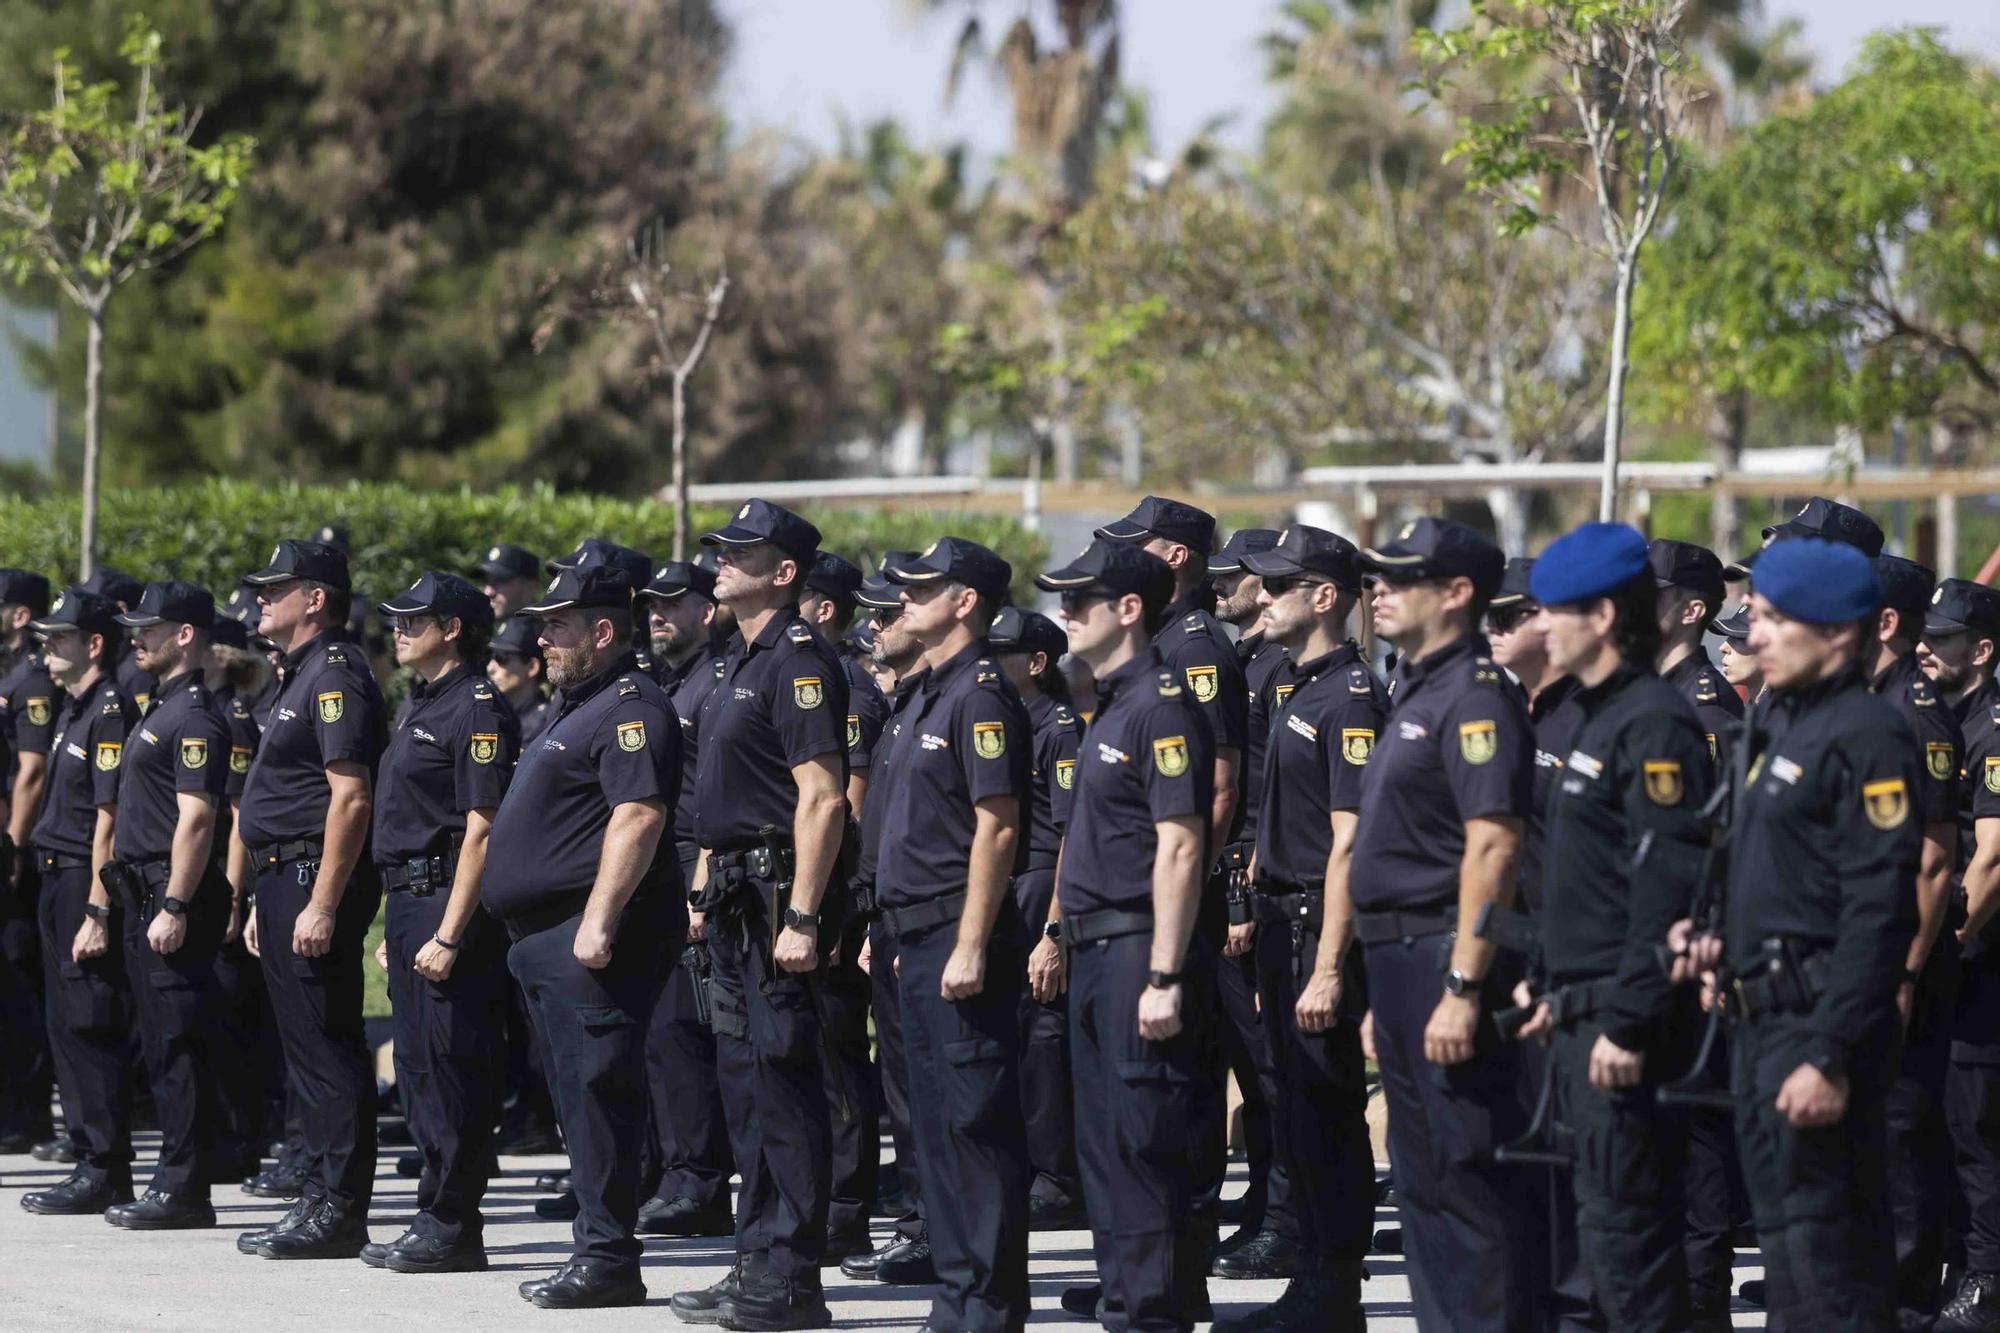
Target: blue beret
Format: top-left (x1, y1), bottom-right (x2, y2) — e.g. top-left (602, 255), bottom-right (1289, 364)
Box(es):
top-left (1529, 523), bottom-right (1649, 607)
top-left (1751, 537), bottom-right (1880, 625)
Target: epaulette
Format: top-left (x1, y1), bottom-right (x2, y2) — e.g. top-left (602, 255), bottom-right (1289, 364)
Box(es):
top-left (189, 682), bottom-right (208, 704)
top-left (1694, 673), bottom-right (1719, 702)
top-left (471, 680), bottom-right (494, 701)
top-left (1182, 613), bottom-right (1204, 632)
top-left (1991, 701), bottom-right (2000, 728)
top-left (323, 643), bottom-right (347, 665)
top-left (975, 659), bottom-right (999, 685)
top-left (1348, 667), bottom-right (1372, 695)
top-left (712, 658), bottom-right (727, 680)
top-left (617, 677), bottom-right (640, 699)
top-left (1156, 670), bottom-right (1182, 698)
top-left (101, 699), bottom-right (121, 715)
top-left (787, 623), bottom-right (814, 644)
top-left (1471, 659), bottom-right (1503, 686)
top-left (1054, 705), bottom-right (1076, 726)
top-left (1911, 676), bottom-right (1937, 708)
top-left (230, 696), bottom-right (250, 718)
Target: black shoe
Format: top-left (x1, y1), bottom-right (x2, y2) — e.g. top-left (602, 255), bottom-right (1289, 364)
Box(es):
top-left (395, 1152), bottom-right (423, 1179)
top-left (715, 1273), bottom-right (830, 1331)
top-left (241, 1167), bottom-right (304, 1199)
top-left (1214, 1272), bottom-right (1364, 1333)
top-left (534, 1189), bottom-right (579, 1220)
top-left (1939, 1271), bottom-right (2000, 1333)
top-left (387, 1232), bottom-right (490, 1274)
top-left (1212, 1229), bottom-right (1303, 1280)
top-left (494, 1122), bottom-right (564, 1155)
top-left (256, 1200), bottom-right (370, 1260)
top-left (820, 1228), bottom-right (871, 1266)
top-left (1060, 1284), bottom-right (1106, 1318)
top-left (360, 1240), bottom-right (393, 1269)
top-left (1739, 1278), bottom-right (1766, 1309)
top-left (105, 1190), bottom-right (216, 1230)
top-left (534, 1170), bottom-right (571, 1192)
top-left (237, 1197), bottom-right (313, 1254)
top-left (527, 1259), bottom-right (645, 1310)
top-left (640, 1192), bottom-right (734, 1237)
top-left (1371, 1224), bottom-right (1402, 1254)
top-left (839, 1234), bottom-right (912, 1281)
top-left (873, 1237), bottom-right (937, 1286)
top-left (1028, 1194), bottom-right (1087, 1231)
top-left (1373, 1175), bottom-right (1396, 1206)
top-left (1218, 1193), bottom-right (1249, 1226)
top-left (21, 1173), bottom-right (131, 1216)
top-left (669, 1260), bottom-right (750, 1325)
top-left (0, 1130), bottom-right (44, 1154)
top-left (29, 1139), bottom-right (75, 1164)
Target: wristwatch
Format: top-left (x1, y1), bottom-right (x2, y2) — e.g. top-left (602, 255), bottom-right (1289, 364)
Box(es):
top-left (782, 907), bottom-right (820, 930)
top-left (1443, 968), bottom-right (1480, 997)
top-left (1147, 969), bottom-right (1182, 989)
top-left (432, 933), bottom-right (460, 953)
top-left (1042, 920), bottom-right (1063, 942)
top-left (159, 896), bottom-right (188, 918)
top-left (83, 901), bottom-right (111, 922)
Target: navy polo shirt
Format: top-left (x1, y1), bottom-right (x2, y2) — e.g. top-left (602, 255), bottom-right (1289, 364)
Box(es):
top-left (1, 651), bottom-right (57, 780)
top-left (838, 642), bottom-right (890, 774)
top-left (223, 689), bottom-right (259, 800)
top-left (1521, 674), bottom-right (1585, 913)
top-left (117, 649), bottom-right (157, 714)
top-left (372, 665), bottom-right (519, 865)
top-left (113, 671), bottom-right (228, 863)
top-left (1665, 649), bottom-right (1744, 773)
top-left (1349, 634), bottom-right (1534, 914)
top-left (32, 677), bottom-right (133, 859)
top-left (483, 653), bottom-right (683, 921)
top-left (1872, 650), bottom-right (1962, 831)
top-left (1235, 632), bottom-right (1291, 848)
top-left (1252, 642), bottom-right (1387, 888)
top-left (1057, 645), bottom-right (1215, 916)
top-left (1954, 679), bottom-right (2000, 868)
top-left (1024, 691), bottom-right (1082, 871)
top-left (858, 671), bottom-right (926, 884)
top-left (1152, 589), bottom-right (1249, 756)
top-left (668, 647), bottom-right (729, 858)
top-left (236, 634), bottom-right (386, 849)
top-left (692, 610), bottom-right (849, 850)
top-left (876, 640), bottom-right (1032, 910)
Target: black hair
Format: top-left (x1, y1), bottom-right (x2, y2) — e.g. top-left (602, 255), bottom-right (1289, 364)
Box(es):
top-left (455, 619), bottom-right (492, 667)
top-left (1031, 654), bottom-right (1072, 704)
top-left (1607, 573), bottom-right (1662, 666)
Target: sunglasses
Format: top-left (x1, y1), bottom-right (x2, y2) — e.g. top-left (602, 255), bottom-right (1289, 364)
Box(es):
top-left (869, 604), bottom-right (902, 624)
top-left (1261, 574), bottom-right (1331, 598)
top-left (390, 615), bottom-right (439, 637)
top-left (1058, 590), bottom-right (1112, 615)
top-left (1486, 605), bottom-right (1539, 634)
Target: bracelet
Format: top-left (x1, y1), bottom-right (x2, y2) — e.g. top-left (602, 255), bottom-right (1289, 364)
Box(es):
top-left (432, 933), bottom-right (460, 952)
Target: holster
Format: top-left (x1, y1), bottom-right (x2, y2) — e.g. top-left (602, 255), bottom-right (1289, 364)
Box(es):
top-left (682, 943), bottom-right (714, 1028)
top-left (1222, 844), bottom-right (1254, 926)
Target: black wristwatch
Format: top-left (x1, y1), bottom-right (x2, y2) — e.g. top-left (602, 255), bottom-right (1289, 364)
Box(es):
top-left (159, 896), bottom-right (188, 918)
top-left (1147, 969), bottom-right (1182, 989)
top-left (783, 907), bottom-right (820, 930)
top-left (1443, 967), bottom-right (1480, 997)
top-left (83, 901), bottom-right (111, 922)
top-left (1042, 920), bottom-right (1063, 942)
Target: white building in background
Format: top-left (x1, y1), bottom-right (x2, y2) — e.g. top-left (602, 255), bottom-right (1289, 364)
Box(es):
top-left (0, 300), bottom-right (53, 469)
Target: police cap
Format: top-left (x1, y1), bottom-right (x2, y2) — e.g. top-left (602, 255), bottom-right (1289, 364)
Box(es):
top-left (1714, 607), bottom-right (1751, 640)
top-left (520, 566), bottom-right (635, 617)
top-left (242, 540), bottom-right (350, 592)
top-left (378, 571), bottom-right (495, 630)
top-left (1648, 539), bottom-right (1727, 613)
top-left (1872, 555), bottom-right (1936, 638)
top-left (1926, 578), bottom-right (2000, 639)
top-left (313, 523), bottom-right (352, 555)
top-left (31, 589), bottom-right (122, 641)
top-left (0, 569), bottom-right (51, 617)
top-left (1242, 524), bottom-right (1361, 591)
top-left (115, 580), bottom-right (216, 629)
top-left (1531, 523), bottom-right (1650, 606)
top-left (491, 614), bottom-right (543, 660)
top-left (550, 537), bottom-right (653, 592)
top-left (1763, 496), bottom-right (1884, 557)
top-left (856, 552), bottom-right (914, 612)
top-left (475, 543), bottom-right (541, 582)
top-left (1751, 538), bottom-right (1880, 625)
top-left (989, 605), bottom-right (1067, 661)
top-left (885, 537), bottom-right (1013, 604)
top-left (1094, 495), bottom-right (1216, 553)
top-left (639, 560), bottom-right (717, 604)
top-left (804, 552), bottom-right (866, 606)
top-left (209, 610), bottom-right (249, 651)
top-left (700, 498), bottom-right (822, 566)
top-left (1360, 517), bottom-right (1506, 598)
top-left (76, 567), bottom-right (144, 608)
top-left (1208, 528), bottom-right (1280, 576)
top-left (1489, 557), bottom-right (1537, 610)
top-left (1035, 538), bottom-right (1174, 614)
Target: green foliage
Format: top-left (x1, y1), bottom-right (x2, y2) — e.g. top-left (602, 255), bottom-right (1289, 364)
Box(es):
top-left (0, 480), bottom-right (1048, 607)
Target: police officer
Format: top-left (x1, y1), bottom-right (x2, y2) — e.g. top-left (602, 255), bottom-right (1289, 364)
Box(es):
top-left (365, 572), bottom-right (517, 1273)
top-left (1215, 525), bottom-right (1384, 1332)
top-left (17, 591), bottom-right (136, 1215)
top-left (233, 539), bottom-right (387, 1260)
top-left (1487, 557), bottom-right (1584, 910)
top-left (673, 499), bottom-right (849, 1331)
top-left (482, 563), bottom-right (681, 1309)
top-left (77, 568), bottom-right (158, 711)
top-left (489, 615), bottom-right (553, 748)
top-left (1672, 537), bottom-right (1919, 1326)
top-left (1349, 517), bottom-right (1544, 1332)
top-left (1035, 537), bottom-right (1215, 1332)
top-left (875, 537), bottom-right (1034, 1331)
top-left (99, 582), bottom-right (235, 1230)
top-left (0, 568), bottom-right (57, 1155)
top-left (991, 605), bottom-right (1086, 1232)
top-left (1925, 578), bottom-right (2000, 1331)
top-left (1716, 608), bottom-right (1762, 704)
top-left (475, 543), bottom-right (544, 619)
top-left (634, 559), bottom-right (736, 1239)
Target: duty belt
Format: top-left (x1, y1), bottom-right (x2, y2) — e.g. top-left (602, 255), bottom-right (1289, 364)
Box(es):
top-left (883, 890), bottom-right (966, 939)
top-left (382, 852), bottom-right (456, 896)
top-left (1352, 907), bottom-right (1456, 945)
top-left (1252, 887), bottom-right (1324, 930)
top-left (253, 839), bottom-right (323, 869)
top-left (1731, 941), bottom-right (1832, 1022)
top-left (1064, 906), bottom-right (1154, 946)
top-left (1542, 979), bottom-right (1609, 1027)
top-left (37, 850), bottom-right (89, 872)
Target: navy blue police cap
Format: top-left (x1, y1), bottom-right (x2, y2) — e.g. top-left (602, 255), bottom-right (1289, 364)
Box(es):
top-left (313, 523), bottom-right (352, 555)
top-left (520, 565), bottom-right (636, 617)
top-left (1648, 539), bottom-right (1727, 613)
top-left (1035, 538), bottom-right (1174, 612)
top-left (490, 614), bottom-right (543, 660)
top-left (1489, 557), bottom-right (1537, 610)
top-left (76, 567), bottom-right (144, 608)
top-left (1763, 496), bottom-right (1884, 557)
top-left (475, 543), bottom-right (541, 582)
top-left (242, 539), bottom-right (351, 593)
top-left (31, 589), bottom-right (122, 640)
top-left (804, 552), bottom-right (866, 606)
top-left (700, 498), bottom-right (822, 566)
top-left (116, 580), bottom-right (216, 629)
top-left (378, 571), bottom-right (495, 630)
top-left (550, 537), bottom-right (652, 592)
top-left (1530, 523), bottom-right (1650, 606)
top-left (639, 560), bottom-right (717, 604)
top-left (1360, 517), bottom-right (1506, 598)
top-left (1243, 525), bottom-right (1362, 591)
top-left (856, 552), bottom-right (915, 612)
top-left (1094, 495), bottom-right (1216, 553)
top-left (209, 609), bottom-right (249, 651)
top-left (1751, 537), bottom-right (1880, 624)
top-left (1926, 578), bottom-right (2000, 639)
top-left (1208, 528), bottom-right (1280, 576)
top-left (1872, 555), bottom-right (1936, 635)
top-left (0, 568), bottom-right (51, 617)
top-left (1713, 607), bottom-right (1751, 640)
top-left (885, 537), bottom-right (1013, 604)
top-left (988, 605), bottom-right (1068, 661)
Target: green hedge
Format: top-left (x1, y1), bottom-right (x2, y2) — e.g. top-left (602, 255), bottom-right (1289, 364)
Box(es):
top-left (0, 480), bottom-right (1047, 606)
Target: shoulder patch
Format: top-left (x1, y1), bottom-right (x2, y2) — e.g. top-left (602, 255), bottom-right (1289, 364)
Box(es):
top-left (1152, 735), bottom-right (1190, 776)
top-left (1458, 719), bottom-right (1498, 764)
top-left (1863, 777), bottom-right (1909, 830)
top-left (793, 676), bottom-right (825, 710)
top-left (1928, 741), bottom-right (1955, 781)
top-left (616, 719), bottom-right (647, 752)
top-left (1643, 759), bottom-right (1684, 806)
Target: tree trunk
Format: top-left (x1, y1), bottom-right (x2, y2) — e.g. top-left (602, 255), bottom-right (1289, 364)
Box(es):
top-left (79, 303), bottom-right (105, 583)
top-left (1485, 482), bottom-right (1528, 556)
top-left (671, 370), bottom-right (690, 562)
top-left (1598, 255), bottom-right (1638, 523)
top-left (1706, 389), bottom-right (1747, 557)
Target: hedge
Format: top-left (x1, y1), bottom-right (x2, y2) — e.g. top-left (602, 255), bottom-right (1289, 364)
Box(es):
top-left (0, 480), bottom-right (1048, 608)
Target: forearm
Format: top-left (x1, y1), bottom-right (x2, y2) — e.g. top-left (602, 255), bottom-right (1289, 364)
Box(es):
top-left (956, 822), bottom-right (1017, 952)
top-left (226, 809), bottom-right (250, 897)
top-left (89, 808), bottom-right (117, 903)
top-left (167, 803), bottom-right (216, 903)
top-left (1965, 841), bottom-right (2000, 937)
top-left (1314, 820), bottom-right (1358, 978)
top-left (1149, 830), bottom-right (1204, 975)
top-left (1208, 752), bottom-right (1239, 848)
top-left (437, 821), bottom-right (492, 942)
top-left (310, 788), bottom-right (371, 911)
top-left (1449, 822), bottom-right (1521, 980)
top-left (8, 758), bottom-right (46, 847)
top-left (1906, 826), bottom-right (1953, 973)
top-left (788, 789), bottom-right (846, 914)
top-left (584, 804), bottom-right (666, 927)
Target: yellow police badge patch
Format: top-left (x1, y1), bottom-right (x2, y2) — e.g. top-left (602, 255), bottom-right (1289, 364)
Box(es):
top-left (617, 720), bottom-right (647, 753)
top-left (470, 733), bottom-right (499, 765)
top-left (1987, 756), bottom-right (2000, 796)
top-left (1185, 665), bottom-right (1219, 704)
top-left (1643, 760), bottom-right (1684, 806)
top-left (230, 746), bottom-right (252, 775)
top-left (793, 677), bottom-right (824, 710)
top-left (1341, 729), bottom-right (1376, 765)
top-left (973, 721), bottom-right (1007, 759)
top-left (26, 696), bottom-right (50, 727)
top-left (180, 738), bottom-right (208, 770)
top-left (1458, 720), bottom-right (1497, 765)
top-left (1055, 759), bottom-right (1075, 790)
top-left (95, 741), bottom-right (122, 772)
top-left (317, 691), bottom-right (345, 724)
top-left (845, 715), bottom-right (861, 751)
top-left (1863, 778), bottom-right (1909, 830)
top-left (1928, 742), bottom-right (1956, 782)
top-left (1153, 735), bottom-right (1190, 778)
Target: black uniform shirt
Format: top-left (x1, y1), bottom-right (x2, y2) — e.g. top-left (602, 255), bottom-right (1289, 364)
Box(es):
top-left (1727, 665), bottom-right (1921, 1077)
top-left (117, 649), bottom-right (157, 714)
top-left (236, 634), bottom-right (386, 849)
top-left (1024, 691), bottom-right (1083, 871)
top-left (858, 671), bottom-right (925, 884)
top-left (0, 650), bottom-right (58, 778)
top-left (692, 610), bottom-right (849, 850)
top-left (877, 640), bottom-right (1032, 909)
top-left (32, 677), bottom-right (133, 859)
top-left (1057, 645), bottom-right (1215, 916)
top-left (1350, 634), bottom-right (1534, 914)
top-left (1151, 588), bottom-right (1248, 757)
top-left (668, 650), bottom-right (727, 857)
top-left (248, 671), bottom-right (282, 732)
top-left (224, 689), bottom-right (259, 800)
top-left (1872, 650), bottom-right (1963, 832)
top-left (1539, 667), bottom-right (1713, 1049)
top-left (512, 692), bottom-right (553, 750)
top-left (1235, 632), bottom-right (1291, 848)
top-left (483, 652), bottom-right (682, 919)
top-left (1521, 674), bottom-right (1585, 913)
top-left (1953, 678), bottom-right (2000, 867)
top-left (1664, 648), bottom-right (1744, 773)
top-left (113, 670), bottom-right (228, 863)
top-left (1252, 642), bottom-right (1387, 888)
top-left (372, 666), bottom-right (519, 865)
top-left (838, 641), bottom-right (890, 775)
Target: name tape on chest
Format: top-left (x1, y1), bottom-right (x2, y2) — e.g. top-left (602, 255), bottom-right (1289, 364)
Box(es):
top-left (1286, 714), bottom-right (1318, 743)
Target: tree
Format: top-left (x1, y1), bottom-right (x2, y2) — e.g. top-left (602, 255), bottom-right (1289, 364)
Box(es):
top-left (0, 18), bottom-right (251, 577)
top-left (1420, 1), bottom-right (1704, 520)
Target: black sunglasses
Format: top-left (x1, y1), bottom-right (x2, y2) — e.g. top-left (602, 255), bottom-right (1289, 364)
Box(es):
top-left (1486, 605), bottom-right (1539, 634)
top-left (869, 604), bottom-right (902, 624)
top-left (1058, 589), bottom-right (1112, 615)
top-left (1261, 574), bottom-right (1331, 598)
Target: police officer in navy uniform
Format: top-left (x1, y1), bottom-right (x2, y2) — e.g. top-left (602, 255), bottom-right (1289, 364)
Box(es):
top-left (365, 572), bottom-right (518, 1274)
top-left (0, 568), bottom-right (58, 1155)
top-left (489, 615), bottom-right (553, 748)
top-left (1349, 516), bottom-right (1544, 1332)
top-left (1487, 557), bottom-right (1583, 910)
top-left (1670, 537), bottom-right (1920, 1327)
top-left (475, 543), bottom-right (544, 619)
top-left (1515, 526), bottom-right (1717, 1331)
top-left (233, 539), bottom-right (387, 1260)
top-left (482, 563), bottom-right (681, 1309)
top-left (992, 605), bottom-right (1086, 1232)
top-left (674, 499), bottom-right (849, 1332)
top-left (77, 568), bottom-right (158, 713)
top-left (97, 582), bottom-right (234, 1230)
top-left (876, 537), bottom-right (1034, 1331)
top-left (1925, 578), bottom-right (2000, 1331)
top-left (18, 591), bottom-right (137, 1215)
top-left (1215, 525), bottom-right (1384, 1332)
top-left (1035, 537), bottom-right (1216, 1332)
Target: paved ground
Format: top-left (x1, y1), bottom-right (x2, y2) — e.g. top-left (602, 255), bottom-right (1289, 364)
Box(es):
top-left (0, 1134), bottom-right (1772, 1330)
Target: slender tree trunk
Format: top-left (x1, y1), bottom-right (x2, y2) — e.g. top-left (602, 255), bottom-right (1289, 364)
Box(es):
top-left (1599, 254), bottom-right (1638, 522)
top-left (671, 370), bottom-right (690, 562)
top-left (1706, 389), bottom-right (1747, 557)
top-left (79, 302), bottom-right (105, 582)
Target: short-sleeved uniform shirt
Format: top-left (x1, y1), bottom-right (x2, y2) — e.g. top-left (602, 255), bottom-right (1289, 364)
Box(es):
top-left (512, 692), bottom-right (553, 750)
top-left (1350, 635), bottom-right (1535, 914)
top-left (483, 654), bottom-right (683, 919)
top-left (117, 650), bottom-right (157, 715)
top-left (1540, 667), bottom-right (1713, 1050)
top-left (1058, 645), bottom-right (1216, 916)
top-left (1665, 648), bottom-right (1744, 774)
top-left (1872, 651), bottom-right (1963, 835)
top-left (876, 640), bottom-right (1032, 909)
top-left (222, 688), bottom-right (259, 801)
top-left (1153, 589), bottom-right (1248, 761)
top-left (372, 666), bottom-right (519, 866)
top-left (837, 641), bottom-right (890, 776)
top-left (247, 671), bottom-right (282, 733)
top-left (1235, 632), bottom-right (1291, 850)
top-left (692, 610), bottom-right (850, 850)
top-left (113, 670), bottom-right (229, 863)
top-left (667, 648), bottom-right (728, 859)
top-left (1253, 642), bottom-right (1386, 889)
top-left (1727, 667), bottom-right (1922, 1077)
top-left (1521, 674), bottom-right (1585, 913)
top-left (0, 650), bottom-right (57, 789)
top-left (237, 635), bottom-right (386, 849)
top-left (858, 672), bottom-right (925, 884)
top-left (1953, 679), bottom-right (2000, 875)
top-left (32, 677), bottom-right (133, 859)
top-left (1024, 691), bottom-right (1083, 871)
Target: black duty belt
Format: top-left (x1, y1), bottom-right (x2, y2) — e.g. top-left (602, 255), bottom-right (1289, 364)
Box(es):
top-left (883, 890), bottom-right (965, 939)
top-left (1253, 887), bottom-right (1324, 930)
top-left (253, 839), bottom-right (323, 869)
top-left (1352, 907), bottom-right (1456, 945)
top-left (1732, 944), bottom-right (1833, 1022)
top-left (381, 853), bottom-right (456, 896)
top-left (502, 891), bottom-right (594, 942)
top-left (37, 850), bottom-right (89, 872)
top-left (1544, 979), bottom-right (1609, 1027)
top-left (1065, 906), bottom-right (1154, 947)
